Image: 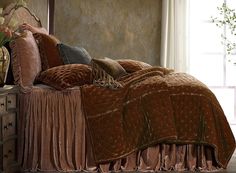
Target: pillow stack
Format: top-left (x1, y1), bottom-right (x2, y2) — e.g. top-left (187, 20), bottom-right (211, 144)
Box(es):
top-left (10, 26), bottom-right (152, 90)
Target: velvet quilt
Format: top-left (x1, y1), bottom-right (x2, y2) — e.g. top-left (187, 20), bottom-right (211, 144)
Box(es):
top-left (81, 67), bottom-right (235, 168)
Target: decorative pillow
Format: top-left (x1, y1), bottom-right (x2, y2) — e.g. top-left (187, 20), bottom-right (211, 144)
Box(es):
top-left (33, 33), bottom-right (63, 71)
top-left (92, 57), bottom-right (127, 79)
top-left (36, 64), bottom-right (92, 90)
top-left (91, 57), bottom-right (127, 89)
top-left (10, 31), bottom-right (41, 90)
top-left (117, 59), bottom-right (152, 73)
top-left (57, 43), bottom-right (92, 65)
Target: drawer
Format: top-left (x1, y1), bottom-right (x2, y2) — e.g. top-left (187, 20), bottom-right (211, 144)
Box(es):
top-left (0, 96), bottom-right (6, 113)
top-left (7, 94), bottom-right (17, 110)
top-left (0, 114), bottom-right (16, 140)
top-left (0, 139), bottom-right (17, 170)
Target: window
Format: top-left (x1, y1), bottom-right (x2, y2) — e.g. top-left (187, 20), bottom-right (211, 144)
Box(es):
top-left (189, 0), bottom-right (236, 136)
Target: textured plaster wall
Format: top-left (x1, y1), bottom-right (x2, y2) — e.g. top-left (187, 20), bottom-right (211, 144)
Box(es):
top-left (0, 0), bottom-right (48, 29)
top-left (54, 0), bottom-right (162, 65)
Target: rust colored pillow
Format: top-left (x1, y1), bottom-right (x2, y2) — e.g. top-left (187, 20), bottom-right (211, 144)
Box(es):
top-left (10, 31), bottom-right (41, 90)
top-left (117, 59), bottom-right (152, 73)
top-left (36, 64), bottom-right (92, 90)
top-left (33, 33), bottom-right (63, 70)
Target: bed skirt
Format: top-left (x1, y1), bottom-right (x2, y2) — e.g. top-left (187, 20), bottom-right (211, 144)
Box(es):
top-left (18, 86), bottom-right (222, 172)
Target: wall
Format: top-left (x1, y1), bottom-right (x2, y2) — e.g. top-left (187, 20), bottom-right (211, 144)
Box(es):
top-left (26, 0), bottom-right (48, 28)
top-left (0, 0), bottom-right (48, 29)
top-left (54, 0), bottom-right (162, 65)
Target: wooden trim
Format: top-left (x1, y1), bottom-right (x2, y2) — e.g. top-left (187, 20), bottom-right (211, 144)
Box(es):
top-left (48, 0), bottom-right (55, 35)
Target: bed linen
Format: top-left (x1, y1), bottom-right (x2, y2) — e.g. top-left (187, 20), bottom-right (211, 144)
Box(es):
top-left (81, 68), bottom-right (235, 168)
top-left (4, 3), bottom-right (231, 172)
top-left (18, 84), bottom-right (233, 172)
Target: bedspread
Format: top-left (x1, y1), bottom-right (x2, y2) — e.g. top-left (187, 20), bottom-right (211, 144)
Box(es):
top-left (81, 67), bottom-right (235, 168)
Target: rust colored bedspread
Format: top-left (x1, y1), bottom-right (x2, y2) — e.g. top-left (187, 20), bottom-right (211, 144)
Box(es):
top-left (81, 67), bottom-right (235, 168)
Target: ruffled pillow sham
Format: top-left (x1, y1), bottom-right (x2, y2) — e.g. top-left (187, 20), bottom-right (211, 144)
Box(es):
top-left (10, 31), bottom-right (41, 90)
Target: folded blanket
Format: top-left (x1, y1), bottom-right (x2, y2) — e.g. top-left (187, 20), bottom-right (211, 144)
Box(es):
top-left (81, 67), bottom-right (235, 168)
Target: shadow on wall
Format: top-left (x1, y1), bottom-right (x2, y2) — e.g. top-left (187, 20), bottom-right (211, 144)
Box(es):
top-left (54, 0), bottom-right (162, 66)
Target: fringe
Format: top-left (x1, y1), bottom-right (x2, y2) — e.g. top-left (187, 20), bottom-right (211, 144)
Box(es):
top-left (10, 40), bottom-right (32, 93)
top-left (91, 61), bottom-right (123, 89)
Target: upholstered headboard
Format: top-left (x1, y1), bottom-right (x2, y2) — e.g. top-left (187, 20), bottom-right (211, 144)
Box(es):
top-left (3, 3), bottom-right (42, 28)
top-left (2, 3), bottom-right (42, 85)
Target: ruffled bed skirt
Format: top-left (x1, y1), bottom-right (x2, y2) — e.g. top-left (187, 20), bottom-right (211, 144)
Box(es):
top-left (18, 86), bottom-right (222, 172)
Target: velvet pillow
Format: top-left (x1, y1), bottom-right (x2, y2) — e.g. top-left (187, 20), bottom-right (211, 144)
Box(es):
top-left (57, 43), bottom-right (92, 65)
top-left (91, 57), bottom-right (127, 89)
top-left (10, 31), bottom-right (41, 89)
top-left (92, 57), bottom-right (127, 79)
top-left (117, 59), bottom-right (152, 73)
top-left (36, 64), bottom-right (92, 90)
top-left (33, 33), bottom-right (63, 70)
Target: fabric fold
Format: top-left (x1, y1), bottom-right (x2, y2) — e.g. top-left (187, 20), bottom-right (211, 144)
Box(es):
top-left (18, 85), bottom-right (229, 172)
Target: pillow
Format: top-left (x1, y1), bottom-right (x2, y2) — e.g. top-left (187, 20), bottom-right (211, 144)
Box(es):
top-left (92, 57), bottom-right (127, 79)
top-left (57, 43), bottom-right (92, 65)
top-left (33, 33), bottom-right (63, 71)
top-left (117, 59), bottom-right (152, 73)
top-left (36, 64), bottom-right (92, 90)
top-left (91, 57), bottom-right (127, 89)
top-left (10, 31), bottom-right (41, 90)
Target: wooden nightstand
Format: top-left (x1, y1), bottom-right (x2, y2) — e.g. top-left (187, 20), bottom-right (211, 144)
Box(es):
top-left (0, 85), bottom-right (19, 173)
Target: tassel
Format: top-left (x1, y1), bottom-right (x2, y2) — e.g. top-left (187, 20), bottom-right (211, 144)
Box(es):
top-left (91, 61), bottom-right (122, 89)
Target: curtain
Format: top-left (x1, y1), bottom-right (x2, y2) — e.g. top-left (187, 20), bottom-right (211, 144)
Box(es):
top-left (160, 0), bottom-right (189, 72)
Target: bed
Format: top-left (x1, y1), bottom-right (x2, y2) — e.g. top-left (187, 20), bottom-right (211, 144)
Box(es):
top-left (2, 3), bottom-right (236, 173)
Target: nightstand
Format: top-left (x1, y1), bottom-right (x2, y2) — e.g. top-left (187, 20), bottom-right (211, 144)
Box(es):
top-left (0, 85), bottom-right (19, 173)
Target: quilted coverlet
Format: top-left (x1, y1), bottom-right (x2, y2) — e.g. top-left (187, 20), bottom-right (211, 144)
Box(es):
top-left (81, 67), bottom-right (235, 168)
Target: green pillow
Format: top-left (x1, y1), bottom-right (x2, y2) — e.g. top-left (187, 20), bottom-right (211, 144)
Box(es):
top-left (57, 43), bottom-right (91, 65)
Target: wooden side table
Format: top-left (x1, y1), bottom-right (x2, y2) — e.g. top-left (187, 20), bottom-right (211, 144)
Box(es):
top-left (0, 85), bottom-right (19, 173)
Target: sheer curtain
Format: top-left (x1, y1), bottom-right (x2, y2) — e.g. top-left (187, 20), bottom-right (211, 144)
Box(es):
top-left (160, 0), bottom-right (189, 72)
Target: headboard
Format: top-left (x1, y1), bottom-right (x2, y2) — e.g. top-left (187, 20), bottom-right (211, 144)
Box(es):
top-left (3, 3), bottom-right (42, 28)
top-left (2, 3), bottom-right (42, 85)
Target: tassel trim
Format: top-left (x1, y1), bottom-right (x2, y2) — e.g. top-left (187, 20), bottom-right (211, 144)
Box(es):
top-left (92, 61), bottom-right (123, 89)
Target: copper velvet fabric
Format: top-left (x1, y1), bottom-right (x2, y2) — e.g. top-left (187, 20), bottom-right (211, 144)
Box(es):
top-left (81, 68), bottom-right (235, 168)
top-left (33, 33), bottom-right (63, 70)
top-left (10, 31), bottom-right (41, 91)
top-left (19, 85), bottom-right (224, 172)
top-left (36, 64), bottom-right (92, 90)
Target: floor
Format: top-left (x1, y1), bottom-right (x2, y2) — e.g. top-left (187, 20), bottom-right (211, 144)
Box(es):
top-left (222, 149), bottom-right (236, 173)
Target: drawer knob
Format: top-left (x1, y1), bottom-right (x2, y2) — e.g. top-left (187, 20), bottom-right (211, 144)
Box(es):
top-left (8, 149), bottom-right (12, 154)
top-left (4, 154), bottom-right (8, 158)
top-left (8, 100), bottom-right (12, 104)
top-left (1, 103), bottom-right (5, 106)
top-left (8, 122), bottom-right (13, 127)
top-left (4, 125), bottom-right (8, 130)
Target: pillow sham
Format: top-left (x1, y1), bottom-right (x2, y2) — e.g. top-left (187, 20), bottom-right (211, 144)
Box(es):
top-left (92, 57), bottom-right (127, 79)
top-left (91, 57), bottom-right (127, 89)
top-left (36, 64), bottom-right (92, 90)
top-left (10, 31), bottom-right (41, 90)
top-left (117, 59), bottom-right (152, 73)
top-left (33, 33), bottom-right (63, 71)
top-left (57, 43), bottom-right (92, 65)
